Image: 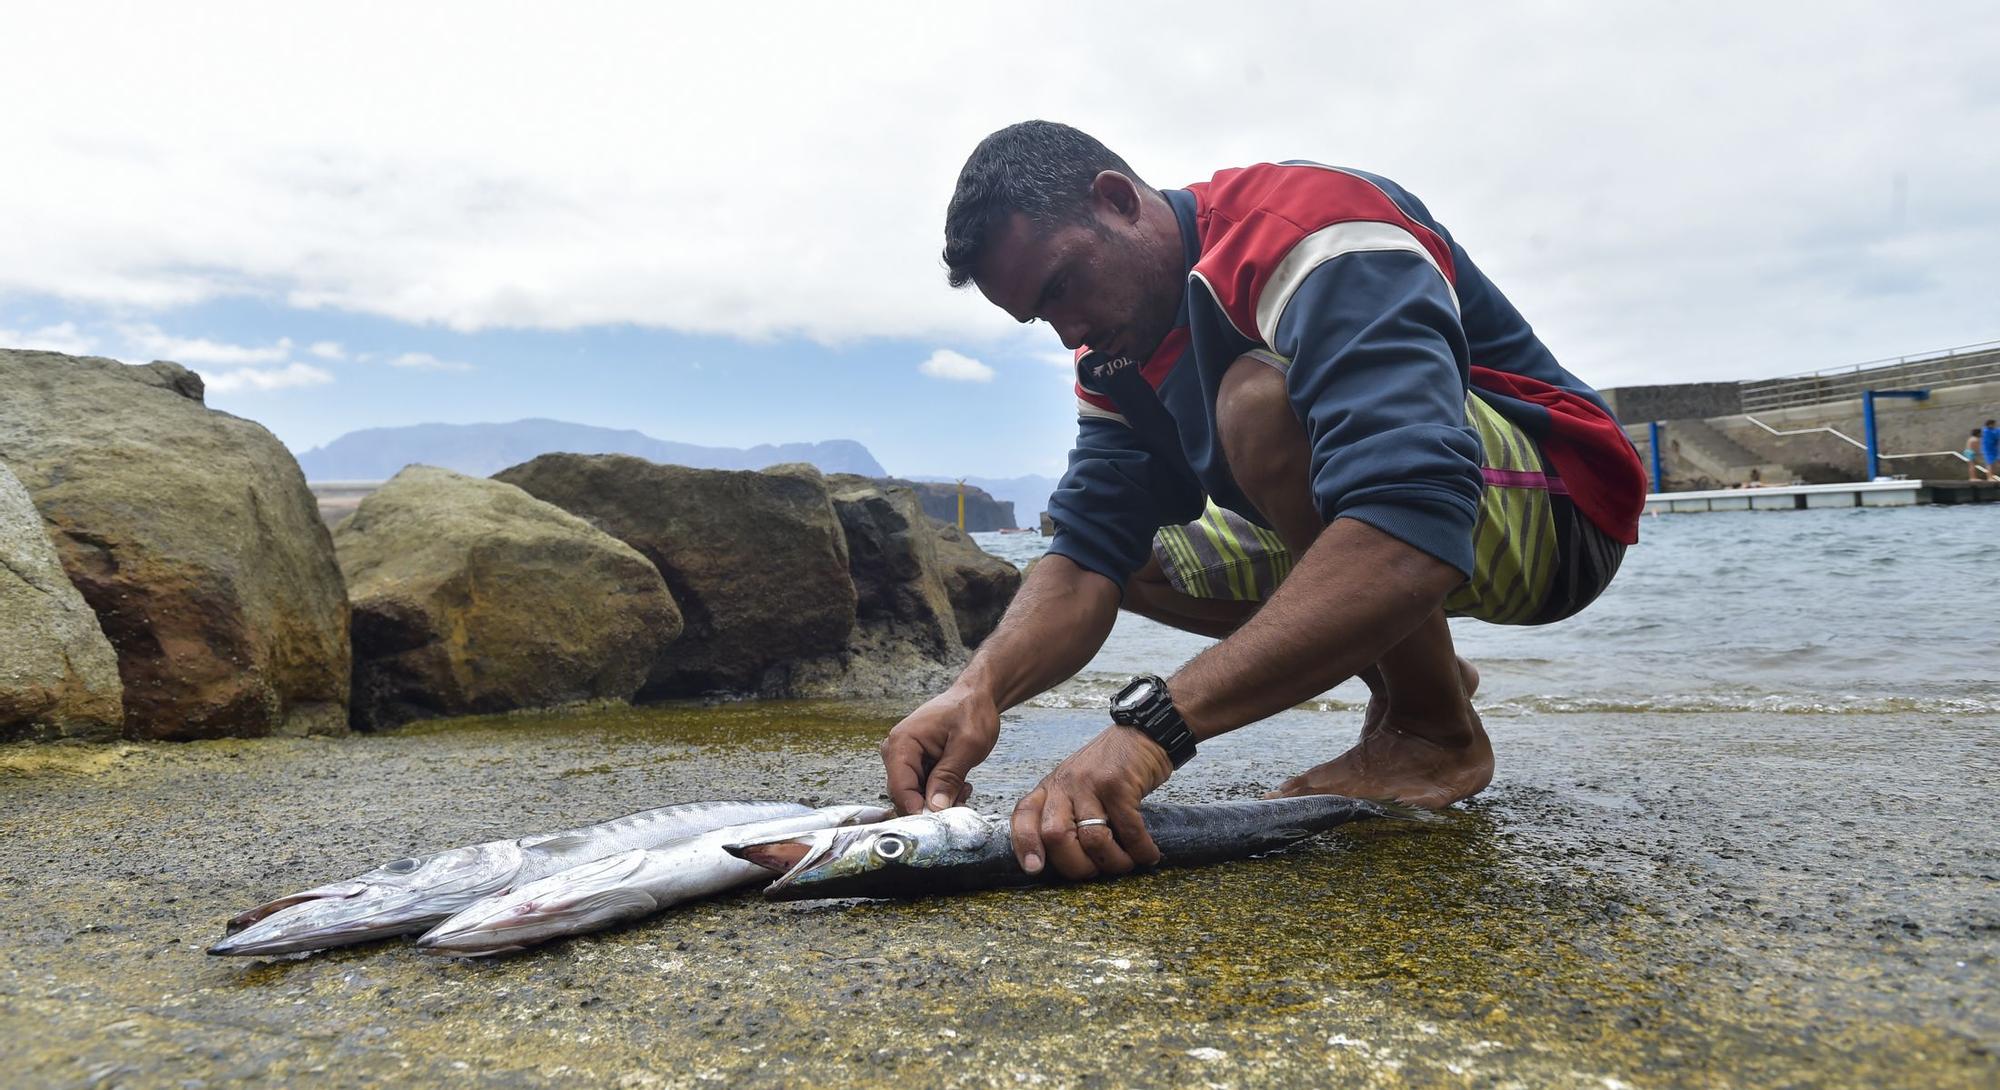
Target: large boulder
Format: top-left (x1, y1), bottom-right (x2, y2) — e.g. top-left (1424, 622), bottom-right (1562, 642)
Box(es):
top-left (931, 524), bottom-right (1023, 647)
top-left (773, 481), bottom-right (967, 697)
top-left (334, 466), bottom-right (684, 729)
top-left (0, 351), bottom-right (349, 740)
top-left (0, 462), bottom-right (124, 741)
top-left (494, 454), bottom-right (856, 697)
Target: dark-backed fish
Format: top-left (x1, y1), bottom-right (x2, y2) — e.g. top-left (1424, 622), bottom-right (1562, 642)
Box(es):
top-left (728, 795), bottom-right (1418, 901)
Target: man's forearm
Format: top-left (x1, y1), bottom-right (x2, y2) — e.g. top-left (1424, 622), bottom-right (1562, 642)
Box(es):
top-left (1170, 518), bottom-right (1461, 740)
top-left (958, 553), bottom-right (1122, 711)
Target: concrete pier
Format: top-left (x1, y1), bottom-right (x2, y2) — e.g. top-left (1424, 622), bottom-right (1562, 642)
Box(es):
top-left (1644, 479), bottom-right (2000, 514)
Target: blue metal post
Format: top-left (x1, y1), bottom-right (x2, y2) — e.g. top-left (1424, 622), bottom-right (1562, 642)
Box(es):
top-left (1862, 388), bottom-right (1931, 481)
top-left (1863, 391), bottom-right (1879, 480)
top-left (1648, 421), bottom-right (1664, 492)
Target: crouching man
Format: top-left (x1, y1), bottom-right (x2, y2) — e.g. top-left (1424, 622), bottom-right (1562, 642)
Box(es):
top-left (882, 121), bottom-right (1645, 881)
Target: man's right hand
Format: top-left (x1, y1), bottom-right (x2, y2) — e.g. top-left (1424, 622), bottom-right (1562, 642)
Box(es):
top-left (881, 685), bottom-right (1001, 815)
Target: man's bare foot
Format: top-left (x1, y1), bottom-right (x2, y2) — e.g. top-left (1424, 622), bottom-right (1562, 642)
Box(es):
top-left (1272, 688), bottom-right (1492, 809)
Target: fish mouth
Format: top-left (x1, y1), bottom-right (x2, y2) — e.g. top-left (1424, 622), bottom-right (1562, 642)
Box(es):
top-left (222, 882), bottom-right (369, 934)
top-left (723, 827), bottom-right (848, 894)
top-left (208, 886), bottom-right (440, 957)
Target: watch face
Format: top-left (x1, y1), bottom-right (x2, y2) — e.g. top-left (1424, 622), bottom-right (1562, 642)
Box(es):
top-left (1113, 678), bottom-right (1157, 713)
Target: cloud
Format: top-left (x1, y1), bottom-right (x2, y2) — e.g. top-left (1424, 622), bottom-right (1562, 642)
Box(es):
top-left (1037, 350), bottom-right (1078, 370)
top-left (200, 362), bottom-right (334, 393)
top-left (919, 349), bottom-right (993, 383)
top-left (120, 324), bottom-right (292, 365)
top-left (0, 5), bottom-right (1994, 382)
top-left (388, 351), bottom-right (474, 372)
top-left (308, 340), bottom-right (345, 360)
top-left (0, 321), bottom-right (96, 355)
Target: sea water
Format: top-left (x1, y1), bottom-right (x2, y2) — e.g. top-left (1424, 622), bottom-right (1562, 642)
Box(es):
top-left (976, 503), bottom-right (2000, 718)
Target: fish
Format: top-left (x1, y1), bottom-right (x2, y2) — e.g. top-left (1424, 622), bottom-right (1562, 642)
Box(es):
top-left (728, 795), bottom-right (1419, 901)
top-left (415, 804), bottom-right (891, 956)
top-left (209, 800), bottom-right (812, 956)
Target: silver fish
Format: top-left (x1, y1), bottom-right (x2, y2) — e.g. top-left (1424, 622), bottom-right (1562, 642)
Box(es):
top-left (729, 796), bottom-right (1418, 901)
top-left (209, 800), bottom-right (811, 956)
top-left (415, 804), bottom-right (891, 957)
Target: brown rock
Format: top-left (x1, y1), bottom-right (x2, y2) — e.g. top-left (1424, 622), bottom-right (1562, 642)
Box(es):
top-left (0, 350), bottom-right (348, 739)
top-left (931, 524), bottom-right (1023, 648)
top-left (335, 466), bottom-right (683, 729)
top-left (494, 454), bottom-right (855, 696)
top-left (0, 461), bottom-right (124, 741)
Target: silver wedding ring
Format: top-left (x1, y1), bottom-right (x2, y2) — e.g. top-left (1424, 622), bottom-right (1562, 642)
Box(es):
top-left (1075, 818), bottom-right (1111, 831)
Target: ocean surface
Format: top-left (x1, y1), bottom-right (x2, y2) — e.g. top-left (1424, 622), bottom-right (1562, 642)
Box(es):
top-left (974, 502), bottom-right (2000, 719)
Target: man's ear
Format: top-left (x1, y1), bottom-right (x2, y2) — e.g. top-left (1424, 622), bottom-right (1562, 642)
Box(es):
top-left (1090, 171), bottom-right (1144, 223)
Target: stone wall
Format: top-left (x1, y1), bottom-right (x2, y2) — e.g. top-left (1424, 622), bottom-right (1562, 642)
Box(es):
top-left (1599, 382), bottom-right (1744, 423)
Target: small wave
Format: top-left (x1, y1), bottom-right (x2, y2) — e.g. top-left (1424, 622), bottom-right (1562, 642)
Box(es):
top-left (1479, 693), bottom-right (2000, 716)
top-left (1027, 677), bottom-right (1366, 714)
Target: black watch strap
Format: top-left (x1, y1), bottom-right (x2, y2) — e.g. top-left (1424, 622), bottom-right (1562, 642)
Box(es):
top-left (1109, 674), bottom-right (1198, 769)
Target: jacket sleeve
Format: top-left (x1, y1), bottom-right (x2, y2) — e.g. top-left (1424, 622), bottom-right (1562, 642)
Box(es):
top-left (1045, 413), bottom-right (1205, 592)
top-left (1267, 248), bottom-right (1484, 577)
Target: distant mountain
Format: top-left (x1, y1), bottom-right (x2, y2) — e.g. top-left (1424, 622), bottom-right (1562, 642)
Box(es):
top-left (912, 474), bottom-right (1060, 525)
top-left (295, 419), bottom-right (887, 480)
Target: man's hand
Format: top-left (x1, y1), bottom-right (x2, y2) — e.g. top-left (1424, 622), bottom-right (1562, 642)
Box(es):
top-left (1011, 726), bottom-right (1172, 880)
top-left (881, 685), bottom-right (1000, 815)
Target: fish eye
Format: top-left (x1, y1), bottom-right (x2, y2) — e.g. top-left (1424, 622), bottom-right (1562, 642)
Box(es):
top-left (871, 834), bottom-right (912, 862)
top-left (383, 858), bottom-right (419, 874)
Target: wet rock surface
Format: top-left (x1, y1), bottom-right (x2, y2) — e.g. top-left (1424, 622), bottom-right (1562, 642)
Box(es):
top-left (335, 465), bottom-right (684, 729)
top-left (0, 461), bottom-right (123, 741)
top-left (0, 702), bottom-right (1994, 1088)
top-left (495, 455), bottom-right (856, 698)
top-left (0, 350), bottom-right (349, 739)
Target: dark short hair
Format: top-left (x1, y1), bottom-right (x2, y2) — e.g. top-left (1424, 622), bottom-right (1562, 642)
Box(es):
top-left (941, 121), bottom-right (1144, 288)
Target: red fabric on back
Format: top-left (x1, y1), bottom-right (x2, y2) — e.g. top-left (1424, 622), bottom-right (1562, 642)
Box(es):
top-left (1470, 366), bottom-right (1644, 545)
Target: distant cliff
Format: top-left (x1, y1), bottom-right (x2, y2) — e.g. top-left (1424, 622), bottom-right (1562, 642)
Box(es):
top-left (829, 475), bottom-right (1016, 531)
top-left (910, 474), bottom-right (1057, 529)
top-left (296, 419), bottom-right (887, 480)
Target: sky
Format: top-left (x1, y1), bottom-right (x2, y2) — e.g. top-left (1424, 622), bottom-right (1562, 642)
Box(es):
top-left (3, 2), bottom-right (1996, 479)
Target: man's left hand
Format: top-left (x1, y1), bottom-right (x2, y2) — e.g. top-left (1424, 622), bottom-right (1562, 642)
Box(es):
top-left (1011, 725), bottom-right (1173, 879)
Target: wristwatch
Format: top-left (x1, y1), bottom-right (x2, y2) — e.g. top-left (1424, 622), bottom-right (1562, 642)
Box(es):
top-left (1109, 674), bottom-right (1198, 769)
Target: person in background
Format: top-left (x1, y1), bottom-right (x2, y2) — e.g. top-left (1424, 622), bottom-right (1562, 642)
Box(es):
top-left (1970, 428), bottom-right (1995, 481)
top-left (1984, 419), bottom-right (2000, 479)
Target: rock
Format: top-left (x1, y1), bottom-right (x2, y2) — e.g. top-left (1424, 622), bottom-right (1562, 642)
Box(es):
top-left (1039, 511), bottom-right (1055, 537)
top-left (0, 462), bottom-right (124, 741)
top-left (863, 477), bottom-right (1016, 531)
top-left (776, 483), bottom-right (966, 696)
top-left (0, 350), bottom-right (349, 739)
top-left (333, 466), bottom-right (684, 730)
top-left (931, 524), bottom-right (1022, 648)
top-left (494, 455), bottom-right (856, 697)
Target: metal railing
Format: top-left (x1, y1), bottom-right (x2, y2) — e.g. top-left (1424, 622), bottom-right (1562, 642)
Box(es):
top-left (1741, 414), bottom-right (1975, 467)
top-left (1740, 339), bottom-right (2000, 413)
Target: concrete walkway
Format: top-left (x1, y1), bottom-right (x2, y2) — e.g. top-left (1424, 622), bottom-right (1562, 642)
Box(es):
top-left (2, 700), bottom-right (1994, 1088)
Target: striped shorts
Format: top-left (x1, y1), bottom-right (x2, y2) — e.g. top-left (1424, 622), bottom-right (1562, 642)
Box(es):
top-left (1151, 392), bottom-right (1621, 625)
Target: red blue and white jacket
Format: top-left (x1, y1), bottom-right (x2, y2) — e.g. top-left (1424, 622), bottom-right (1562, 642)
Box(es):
top-left (1047, 161), bottom-right (1645, 587)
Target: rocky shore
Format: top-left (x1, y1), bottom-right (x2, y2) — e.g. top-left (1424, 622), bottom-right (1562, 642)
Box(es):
top-left (0, 349), bottom-right (1020, 742)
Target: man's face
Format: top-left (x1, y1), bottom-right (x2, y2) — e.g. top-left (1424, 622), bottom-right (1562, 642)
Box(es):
top-left (971, 200), bottom-right (1182, 363)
